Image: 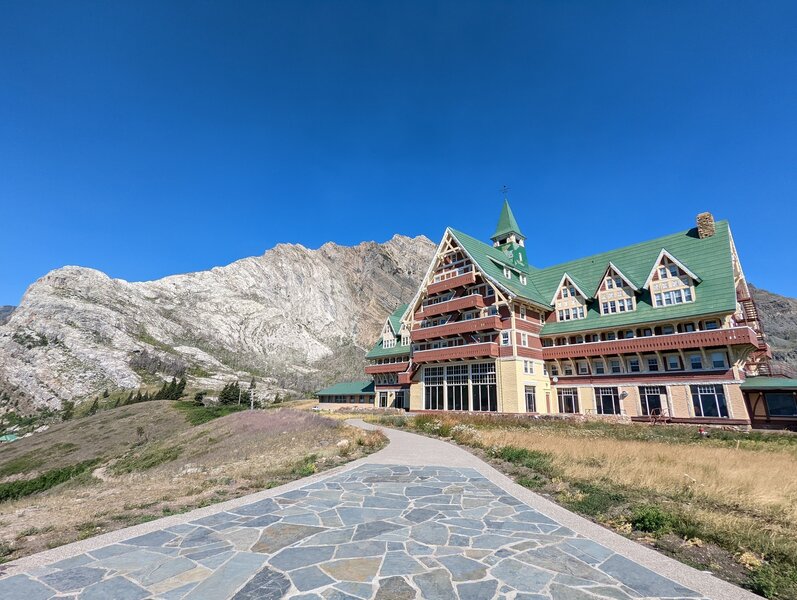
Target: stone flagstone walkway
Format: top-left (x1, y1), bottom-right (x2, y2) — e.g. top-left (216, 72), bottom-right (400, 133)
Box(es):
top-left (0, 420), bottom-right (757, 600)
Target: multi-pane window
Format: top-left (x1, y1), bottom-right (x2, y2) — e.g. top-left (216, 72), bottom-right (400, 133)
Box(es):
top-left (654, 289), bottom-right (694, 307)
top-left (647, 357), bottom-right (659, 372)
top-left (578, 361), bottom-right (589, 375)
top-left (423, 367), bottom-right (445, 410)
top-left (711, 351), bottom-right (727, 369)
top-left (610, 359), bottom-right (622, 374)
top-left (628, 358), bottom-right (640, 372)
top-left (520, 333), bottom-right (529, 347)
top-left (558, 388), bottom-right (579, 414)
top-left (523, 360), bottom-right (534, 374)
top-left (472, 363), bottom-right (497, 412)
top-left (595, 387), bottom-right (621, 415)
top-left (446, 365), bottom-right (469, 411)
top-left (690, 384), bottom-right (729, 418)
top-left (666, 355), bottom-right (681, 371)
top-left (639, 386), bottom-right (666, 416)
top-left (764, 393), bottom-right (797, 416)
top-left (379, 392), bottom-right (389, 408)
top-left (594, 360), bottom-right (605, 375)
top-left (690, 355), bottom-right (703, 370)
top-left (525, 386), bottom-right (537, 412)
top-left (501, 331), bottom-right (510, 346)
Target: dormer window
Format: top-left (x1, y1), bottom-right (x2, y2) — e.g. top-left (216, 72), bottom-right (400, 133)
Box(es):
top-left (552, 274), bottom-right (588, 322)
top-left (503, 267), bottom-right (511, 279)
top-left (645, 251), bottom-right (700, 309)
top-left (597, 265), bottom-right (638, 316)
top-left (519, 274), bottom-right (527, 285)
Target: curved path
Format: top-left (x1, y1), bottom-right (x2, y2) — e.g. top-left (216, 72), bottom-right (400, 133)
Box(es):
top-left (0, 420), bottom-right (756, 600)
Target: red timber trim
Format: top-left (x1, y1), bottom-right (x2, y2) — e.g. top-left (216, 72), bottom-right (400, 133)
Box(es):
top-left (551, 370), bottom-right (735, 385)
top-left (417, 295), bottom-right (485, 318)
top-left (374, 383), bottom-right (410, 390)
top-left (411, 316), bottom-right (502, 341)
top-left (499, 346), bottom-right (514, 358)
top-left (364, 361), bottom-right (410, 374)
top-left (516, 319), bottom-right (542, 334)
top-left (516, 346), bottom-right (544, 360)
top-left (541, 327), bottom-right (758, 360)
top-left (413, 342), bottom-right (499, 363)
top-left (427, 270), bottom-right (477, 295)
top-left (631, 416), bottom-right (750, 426)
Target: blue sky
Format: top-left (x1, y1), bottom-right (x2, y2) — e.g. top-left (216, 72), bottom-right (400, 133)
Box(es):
top-left (1, 1), bottom-right (796, 305)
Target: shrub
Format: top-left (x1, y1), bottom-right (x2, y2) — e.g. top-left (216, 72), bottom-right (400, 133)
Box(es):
top-left (631, 505), bottom-right (673, 534)
top-left (0, 460), bottom-right (100, 503)
top-left (291, 454), bottom-right (318, 477)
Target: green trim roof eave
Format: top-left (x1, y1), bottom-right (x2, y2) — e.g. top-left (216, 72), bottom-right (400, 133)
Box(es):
top-left (365, 339), bottom-right (411, 359)
top-left (316, 380), bottom-right (375, 396)
top-left (492, 199), bottom-right (525, 239)
top-left (740, 377), bottom-right (797, 391)
top-left (388, 304), bottom-right (409, 334)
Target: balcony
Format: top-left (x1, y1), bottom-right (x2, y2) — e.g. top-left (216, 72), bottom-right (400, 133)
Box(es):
top-left (398, 371), bottom-right (414, 384)
top-left (417, 294), bottom-right (485, 318)
top-left (365, 361), bottom-right (410, 375)
top-left (427, 268), bottom-right (477, 295)
top-left (413, 342), bottom-right (499, 363)
top-left (411, 316), bottom-right (502, 341)
top-left (541, 326), bottom-right (759, 361)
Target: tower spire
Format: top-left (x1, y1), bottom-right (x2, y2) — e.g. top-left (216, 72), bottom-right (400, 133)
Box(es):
top-left (491, 198), bottom-right (525, 242)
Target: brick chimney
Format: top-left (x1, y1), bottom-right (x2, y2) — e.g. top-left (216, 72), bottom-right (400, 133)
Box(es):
top-left (697, 212), bottom-right (715, 239)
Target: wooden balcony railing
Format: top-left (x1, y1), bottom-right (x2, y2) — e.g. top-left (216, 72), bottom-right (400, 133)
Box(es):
top-left (541, 326), bottom-right (759, 360)
top-left (365, 361), bottom-right (410, 374)
top-left (427, 268), bottom-right (477, 295)
top-left (411, 316), bottom-right (502, 341)
top-left (413, 342), bottom-right (499, 363)
top-left (417, 294), bottom-right (485, 318)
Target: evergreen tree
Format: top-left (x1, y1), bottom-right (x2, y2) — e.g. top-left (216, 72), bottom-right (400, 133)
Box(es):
top-left (61, 400), bottom-right (75, 421)
top-left (87, 397), bottom-right (99, 416)
top-left (134, 390), bottom-right (143, 403)
top-left (175, 377), bottom-right (187, 399)
top-left (154, 381), bottom-right (168, 400)
top-left (165, 377), bottom-right (177, 399)
top-left (124, 391), bottom-right (134, 405)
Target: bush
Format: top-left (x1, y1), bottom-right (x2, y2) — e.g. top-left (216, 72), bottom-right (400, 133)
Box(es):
top-left (631, 505), bottom-right (673, 534)
top-left (291, 454), bottom-right (318, 477)
top-left (0, 460), bottom-right (100, 503)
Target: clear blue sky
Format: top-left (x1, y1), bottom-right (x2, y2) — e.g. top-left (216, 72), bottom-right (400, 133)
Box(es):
top-left (1, 1), bottom-right (795, 306)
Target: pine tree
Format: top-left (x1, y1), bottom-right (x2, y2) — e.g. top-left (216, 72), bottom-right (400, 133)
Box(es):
top-left (87, 397), bottom-right (99, 416)
top-left (124, 391), bottom-right (134, 405)
top-left (175, 377), bottom-right (187, 399)
top-left (154, 381), bottom-right (168, 400)
top-left (61, 400), bottom-right (75, 421)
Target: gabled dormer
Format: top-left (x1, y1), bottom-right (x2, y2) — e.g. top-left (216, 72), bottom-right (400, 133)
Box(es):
top-left (551, 274), bottom-right (589, 321)
top-left (644, 250), bottom-right (700, 308)
top-left (595, 263), bottom-right (639, 315)
top-left (491, 200), bottom-right (528, 268)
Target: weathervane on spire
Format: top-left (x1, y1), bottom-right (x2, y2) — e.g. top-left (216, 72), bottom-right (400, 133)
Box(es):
top-left (500, 185), bottom-right (510, 199)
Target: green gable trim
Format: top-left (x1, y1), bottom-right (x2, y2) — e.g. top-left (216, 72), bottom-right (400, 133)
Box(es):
top-left (491, 200), bottom-right (525, 240)
top-left (365, 339), bottom-right (411, 359)
top-left (316, 380), bottom-right (375, 396)
top-left (388, 304), bottom-right (408, 335)
top-left (539, 221), bottom-right (736, 335)
top-left (740, 377), bottom-right (797, 391)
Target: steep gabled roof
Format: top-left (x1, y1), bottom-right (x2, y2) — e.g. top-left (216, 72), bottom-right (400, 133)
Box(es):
top-left (593, 262), bottom-right (641, 296)
top-left (641, 249), bottom-right (702, 289)
top-left (549, 273), bottom-right (592, 304)
top-left (491, 199), bottom-right (525, 240)
top-left (387, 304), bottom-right (408, 334)
top-left (538, 221), bottom-right (736, 335)
top-left (448, 228), bottom-right (549, 308)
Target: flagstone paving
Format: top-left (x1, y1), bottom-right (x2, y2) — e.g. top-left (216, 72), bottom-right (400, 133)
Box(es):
top-left (0, 463), bottom-right (710, 600)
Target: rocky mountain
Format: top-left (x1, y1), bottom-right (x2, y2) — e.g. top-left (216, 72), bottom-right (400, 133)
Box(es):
top-left (750, 285), bottom-right (797, 376)
top-left (0, 235), bottom-right (436, 411)
top-left (0, 306), bottom-right (13, 325)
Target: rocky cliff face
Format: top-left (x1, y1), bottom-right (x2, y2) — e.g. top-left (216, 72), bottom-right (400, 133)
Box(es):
top-left (751, 285), bottom-right (797, 376)
top-left (0, 235), bottom-right (436, 410)
top-left (0, 306), bottom-right (13, 325)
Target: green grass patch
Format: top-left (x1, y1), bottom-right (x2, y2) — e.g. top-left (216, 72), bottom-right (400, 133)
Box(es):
top-left (112, 445), bottom-right (183, 474)
top-left (291, 454), bottom-right (319, 477)
top-left (562, 482), bottom-right (626, 517)
top-left (630, 505), bottom-right (673, 534)
top-left (0, 460), bottom-right (100, 503)
top-left (175, 402), bottom-right (246, 426)
top-left (489, 445), bottom-right (560, 478)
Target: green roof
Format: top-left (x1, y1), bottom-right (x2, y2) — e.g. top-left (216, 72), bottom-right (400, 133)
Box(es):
top-left (388, 304), bottom-right (408, 334)
top-left (365, 339), bottom-right (411, 359)
top-left (740, 377), bottom-right (797, 391)
top-left (316, 380), bottom-right (375, 396)
top-left (450, 221), bottom-right (737, 334)
top-left (491, 200), bottom-right (525, 240)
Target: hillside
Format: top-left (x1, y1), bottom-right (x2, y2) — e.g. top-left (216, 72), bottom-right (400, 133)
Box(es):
top-left (0, 235), bottom-right (436, 412)
top-left (751, 284), bottom-right (797, 376)
top-left (0, 307), bottom-right (12, 326)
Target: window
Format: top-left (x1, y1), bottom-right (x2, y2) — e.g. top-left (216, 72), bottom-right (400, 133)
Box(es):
top-left (519, 275), bottom-right (527, 285)
top-left (654, 289), bottom-right (694, 307)
top-left (550, 365), bottom-right (559, 376)
top-left (519, 306), bottom-right (526, 320)
top-left (704, 320), bottom-right (719, 330)
top-left (765, 393), bottom-right (797, 417)
top-left (383, 337), bottom-right (396, 348)
top-left (446, 365), bottom-right (469, 411)
top-left (558, 388), bottom-right (579, 414)
top-left (501, 331), bottom-right (511, 346)
top-left (691, 385), bottom-right (729, 418)
top-left (647, 357), bottom-right (659, 372)
top-left (523, 360), bottom-right (534, 375)
top-left (578, 361), bottom-right (589, 375)
top-left (525, 386), bottom-right (537, 412)
top-left (711, 351), bottom-right (727, 369)
top-left (690, 355), bottom-right (703, 370)
top-left (504, 267), bottom-right (511, 279)
top-left (666, 355), bottom-right (681, 371)
top-left (683, 323), bottom-right (696, 332)
top-left (628, 358), bottom-right (640, 373)
top-left (610, 359), bottom-right (622, 374)
top-left (472, 363), bottom-right (497, 412)
top-left (520, 333), bottom-right (529, 347)
top-left (401, 334), bottom-right (410, 346)
top-left (563, 364), bottom-right (574, 376)
top-left (595, 387), bottom-right (621, 415)
top-left (379, 392), bottom-right (388, 408)
top-left (562, 287), bottom-right (569, 298)
top-left (394, 390), bottom-right (406, 409)
top-left (423, 367), bottom-right (444, 410)
top-left (662, 325), bottom-right (675, 335)
top-left (594, 360), bottom-right (605, 375)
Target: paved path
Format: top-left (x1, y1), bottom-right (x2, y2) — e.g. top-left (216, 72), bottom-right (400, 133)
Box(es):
top-left (0, 420), bottom-right (756, 600)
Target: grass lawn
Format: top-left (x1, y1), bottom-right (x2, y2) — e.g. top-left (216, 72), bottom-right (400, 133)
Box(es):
top-left (0, 401), bottom-right (385, 563)
top-left (369, 413), bottom-right (797, 600)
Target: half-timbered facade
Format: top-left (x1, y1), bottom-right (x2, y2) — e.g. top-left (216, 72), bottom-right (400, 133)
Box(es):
top-left (354, 202), bottom-right (793, 427)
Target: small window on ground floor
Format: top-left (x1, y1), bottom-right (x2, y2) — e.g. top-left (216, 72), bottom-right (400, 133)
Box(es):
top-left (379, 391), bottom-right (389, 408)
top-left (690, 384), bottom-right (728, 418)
top-left (764, 392), bottom-right (797, 417)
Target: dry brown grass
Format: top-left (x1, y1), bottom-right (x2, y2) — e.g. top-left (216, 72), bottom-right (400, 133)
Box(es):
top-left (0, 403), bottom-right (386, 561)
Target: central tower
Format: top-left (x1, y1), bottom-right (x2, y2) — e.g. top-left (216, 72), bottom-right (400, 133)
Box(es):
top-left (491, 199), bottom-right (528, 268)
